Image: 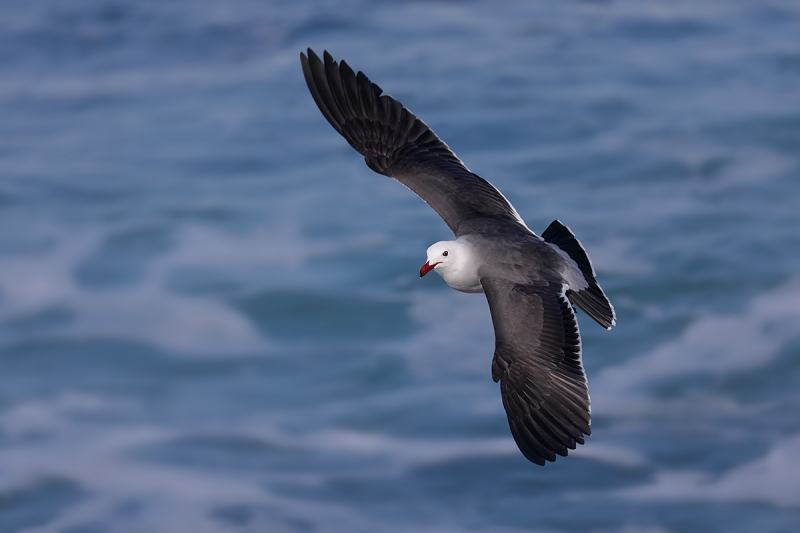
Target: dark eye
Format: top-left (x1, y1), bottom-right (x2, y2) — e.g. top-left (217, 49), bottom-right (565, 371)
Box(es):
top-left (442, 251), bottom-right (448, 257)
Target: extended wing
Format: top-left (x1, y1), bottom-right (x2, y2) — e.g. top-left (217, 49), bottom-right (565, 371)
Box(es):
top-left (481, 276), bottom-right (591, 465)
top-left (300, 49), bottom-right (526, 235)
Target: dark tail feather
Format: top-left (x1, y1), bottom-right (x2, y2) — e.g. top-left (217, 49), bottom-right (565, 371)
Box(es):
top-left (542, 220), bottom-right (616, 330)
top-left (567, 288), bottom-right (615, 330)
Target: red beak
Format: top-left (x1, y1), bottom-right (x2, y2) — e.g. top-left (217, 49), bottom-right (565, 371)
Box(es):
top-left (419, 261), bottom-right (440, 277)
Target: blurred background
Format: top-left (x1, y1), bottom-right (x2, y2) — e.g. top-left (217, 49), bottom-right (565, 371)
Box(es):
top-left (1, 0), bottom-right (800, 531)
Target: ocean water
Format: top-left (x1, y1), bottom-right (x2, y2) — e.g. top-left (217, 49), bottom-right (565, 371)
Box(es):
top-left (1, 0), bottom-right (800, 531)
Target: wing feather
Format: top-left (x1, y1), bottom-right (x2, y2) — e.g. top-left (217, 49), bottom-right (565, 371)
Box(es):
top-left (300, 49), bottom-right (526, 235)
top-left (481, 277), bottom-right (591, 465)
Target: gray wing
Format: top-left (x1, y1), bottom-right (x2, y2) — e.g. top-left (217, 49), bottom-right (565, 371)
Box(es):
top-left (300, 49), bottom-right (525, 235)
top-left (481, 276), bottom-right (591, 465)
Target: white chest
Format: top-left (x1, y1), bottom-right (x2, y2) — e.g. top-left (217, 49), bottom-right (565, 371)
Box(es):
top-left (440, 266), bottom-right (484, 293)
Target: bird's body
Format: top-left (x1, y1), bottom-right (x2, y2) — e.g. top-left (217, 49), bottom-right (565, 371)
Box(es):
top-left (300, 49), bottom-right (615, 465)
top-left (427, 231), bottom-right (589, 296)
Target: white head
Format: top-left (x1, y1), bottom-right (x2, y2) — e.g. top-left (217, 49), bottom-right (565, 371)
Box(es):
top-left (419, 239), bottom-right (483, 293)
top-left (419, 241), bottom-right (454, 278)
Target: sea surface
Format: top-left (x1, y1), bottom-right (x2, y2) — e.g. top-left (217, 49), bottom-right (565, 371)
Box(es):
top-left (1, 1), bottom-right (800, 531)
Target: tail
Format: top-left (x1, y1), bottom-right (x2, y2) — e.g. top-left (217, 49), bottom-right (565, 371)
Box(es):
top-left (542, 220), bottom-right (616, 330)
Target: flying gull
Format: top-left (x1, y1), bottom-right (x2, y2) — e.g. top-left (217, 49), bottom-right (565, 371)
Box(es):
top-left (300, 49), bottom-right (615, 465)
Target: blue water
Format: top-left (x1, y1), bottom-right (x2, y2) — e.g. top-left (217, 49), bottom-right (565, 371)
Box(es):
top-left (1, 0), bottom-right (800, 531)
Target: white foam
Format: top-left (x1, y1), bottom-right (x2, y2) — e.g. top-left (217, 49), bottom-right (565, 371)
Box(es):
top-left (0, 52), bottom-right (297, 102)
top-left (0, 393), bottom-right (400, 533)
top-left (0, 391), bottom-right (125, 438)
top-left (0, 391), bottom-right (525, 533)
top-left (569, 442), bottom-right (648, 468)
top-left (585, 237), bottom-right (653, 276)
top-left (391, 289), bottom-right (494, 377)
top-left (570, 281), bottom-right (800, 507)
top-left (3, 425), bottom-right (326, 533)
top-left (591, 279), bottom-right (800, 417)
top-left (0, 224), bottom-right (340, 356)
top-left (611, 434), bottom-right (800, 508)
top-left (0, 219), bottom-right (407, 356)
top-left (301, 429), bottom-right (519, 472)
top-left (150, 225), bottom-right (330, 272)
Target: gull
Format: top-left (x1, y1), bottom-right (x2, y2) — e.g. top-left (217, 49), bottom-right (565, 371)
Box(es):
top-left (300, 49), bottom-right (615, 465)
